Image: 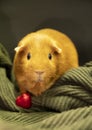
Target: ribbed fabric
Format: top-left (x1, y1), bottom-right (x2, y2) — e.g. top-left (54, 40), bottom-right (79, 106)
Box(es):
top-left (0, 43), bottom-right (92, 130)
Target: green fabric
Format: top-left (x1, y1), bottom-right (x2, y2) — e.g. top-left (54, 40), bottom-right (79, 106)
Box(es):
top-left (0, 43), bottom-right (92, 130)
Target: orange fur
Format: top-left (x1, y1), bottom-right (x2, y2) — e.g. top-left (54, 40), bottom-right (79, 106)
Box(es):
top-left (13, 28), bottom-right (79, 96)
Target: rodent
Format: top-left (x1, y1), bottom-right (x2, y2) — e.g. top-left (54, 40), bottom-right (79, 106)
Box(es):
top-left (13, 28), bottom-right (79, 96)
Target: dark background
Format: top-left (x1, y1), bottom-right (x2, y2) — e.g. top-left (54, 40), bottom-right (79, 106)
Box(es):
top-left (0, 0), bottom-right (92, 65)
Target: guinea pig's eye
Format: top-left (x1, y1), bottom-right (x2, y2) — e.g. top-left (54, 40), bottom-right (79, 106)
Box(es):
top-left (48, 53), bottom-right (52, 60)
top-left (27, 53), bottom-right (31, 60)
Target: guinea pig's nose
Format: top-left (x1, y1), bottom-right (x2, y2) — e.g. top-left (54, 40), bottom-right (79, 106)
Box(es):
top-left (35, 70), bottom-right (44, 75)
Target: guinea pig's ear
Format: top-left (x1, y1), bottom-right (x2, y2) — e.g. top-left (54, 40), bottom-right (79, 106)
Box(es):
top-left (52, 44), bottom-right (62, 54)
top-left (14, 45), bottom-right (25, 53)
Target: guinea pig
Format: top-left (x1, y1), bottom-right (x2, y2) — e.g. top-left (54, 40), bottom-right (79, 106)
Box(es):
top-left (13, 28), bottom-right (79, 96)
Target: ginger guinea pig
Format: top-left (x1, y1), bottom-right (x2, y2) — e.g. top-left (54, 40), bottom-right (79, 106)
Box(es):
top-left (13, 28), bottom-right (79, 96)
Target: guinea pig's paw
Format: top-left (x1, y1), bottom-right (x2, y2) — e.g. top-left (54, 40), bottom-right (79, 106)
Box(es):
top-left (16, 93), bottom-right (32, 109)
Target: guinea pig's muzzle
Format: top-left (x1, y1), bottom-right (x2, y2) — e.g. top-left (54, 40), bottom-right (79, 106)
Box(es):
top-left (34, 70), bottom-right (45, 83)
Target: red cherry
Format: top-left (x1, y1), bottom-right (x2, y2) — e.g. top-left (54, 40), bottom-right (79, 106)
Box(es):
top-left (16, 93), bottom-right (32, 109)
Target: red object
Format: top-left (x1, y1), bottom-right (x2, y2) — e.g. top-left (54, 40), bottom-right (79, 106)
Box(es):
top-left (16, 93), bottom-right (32, 109)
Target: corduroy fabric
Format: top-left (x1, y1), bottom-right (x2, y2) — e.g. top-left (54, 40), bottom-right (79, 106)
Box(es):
top-left (0, 43), bottom-right (92, 130)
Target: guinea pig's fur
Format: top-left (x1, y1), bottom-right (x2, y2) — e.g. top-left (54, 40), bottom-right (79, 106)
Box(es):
top-left (13, 28), bottom-right (79, 96)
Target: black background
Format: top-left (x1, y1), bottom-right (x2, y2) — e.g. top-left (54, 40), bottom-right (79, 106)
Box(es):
top-left (0, 0), bottom-right (92, 65)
